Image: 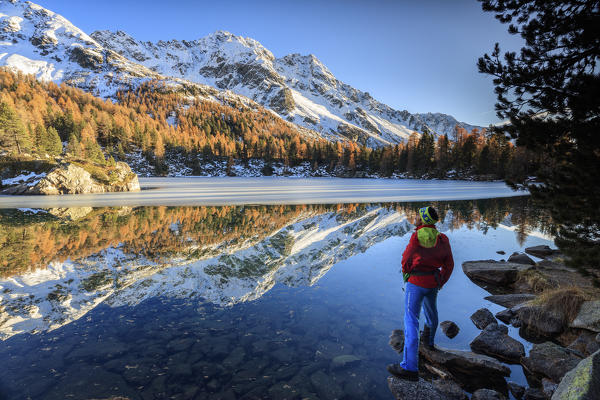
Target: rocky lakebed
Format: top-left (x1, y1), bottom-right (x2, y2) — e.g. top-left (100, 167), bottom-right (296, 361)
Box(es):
top-left (387, 245), bottom-right (600, 400)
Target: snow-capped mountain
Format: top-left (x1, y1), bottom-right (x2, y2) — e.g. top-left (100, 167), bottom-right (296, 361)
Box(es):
top-left (92, 29), bottom-right (483, 146)
top-left (0, 0), bottom-right (254, 105)
top-left (0, 0), bottom-right (483, 148)
top-left (0, 206), bottom-right (412, 340)
top-left (0, 0), bottom-right (162, 96)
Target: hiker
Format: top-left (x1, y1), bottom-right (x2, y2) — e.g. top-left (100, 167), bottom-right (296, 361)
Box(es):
top-left (387, 206), bottom-right (454, 381)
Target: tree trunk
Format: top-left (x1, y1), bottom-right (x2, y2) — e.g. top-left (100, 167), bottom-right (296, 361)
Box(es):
top-left (13, 130), bottom-right (21, 154)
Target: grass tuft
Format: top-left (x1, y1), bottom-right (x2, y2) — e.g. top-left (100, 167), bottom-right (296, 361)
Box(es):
top-left (516, 269), bottom-right (558, 293)
top-left (531, 286), bottom-right (594, 324)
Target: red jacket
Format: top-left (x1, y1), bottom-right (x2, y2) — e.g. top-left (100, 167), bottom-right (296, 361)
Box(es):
top-left (401, 225), bottom-right (454, 289)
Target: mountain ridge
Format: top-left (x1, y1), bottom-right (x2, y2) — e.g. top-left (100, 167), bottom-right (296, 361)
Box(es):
top-left (0, 0), bottom-right (484, 149)
top-left (92, 28), bottom-right (484, 146)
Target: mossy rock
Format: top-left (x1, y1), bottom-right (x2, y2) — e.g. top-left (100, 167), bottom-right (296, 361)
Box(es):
top-left (551, 350), bottom-right (599, 399)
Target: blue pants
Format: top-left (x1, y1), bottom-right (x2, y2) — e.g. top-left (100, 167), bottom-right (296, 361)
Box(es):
top-left (400, 282), bottom-right (439, 372)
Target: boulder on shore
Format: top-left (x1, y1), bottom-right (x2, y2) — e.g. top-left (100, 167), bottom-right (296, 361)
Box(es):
top-left (521, 342), bottom-right (582, 383)
top-left (570, 301), bottom-right (600, 333)
top-left (387, 376), bottom-right (447, 400)
top-left (2, 161), bottom-right (140, 195)
top-left (462, 260), bottom-right (533, 289)
top-left (551, 349), bottom-right (600, 400)
top-left (514, 303), bottom-right (566, 337)
top-left (470, 323), bottom-right (525, 364)
top-left (485, 294), bottom-right (536, 308)
top-left (495, 309), bottom-right (515, 325)
top-left (471, 388), bottom-right (508, 400)
top-left (508, 252), bottom-right (536, 265)
top-left (432, 379), bottom-right (467, 400)
top-left (471, 308), bottom-right (497, 330)
top-left (508, 381), bottom-right (525, 399)
top-left (523, 387), bottom-right (547, 400)
top-left (568, 331), bottom-right (600, 358)
top-left (542, 378), bottom-right (558, 398)
top-left (419, 344), bottom-right (510, 394)
top-left (525, 245), bottom-right (560, 258)
top-left (388, 329), bottom-right (509, 394)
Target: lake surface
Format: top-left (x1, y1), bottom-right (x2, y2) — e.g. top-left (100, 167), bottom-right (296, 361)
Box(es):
top-left (0, 180), bottom-right (552, 400)
top-left (0, 177), bottom-right (525, 208)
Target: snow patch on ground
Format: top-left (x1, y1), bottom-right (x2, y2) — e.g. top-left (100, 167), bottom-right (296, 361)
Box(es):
top-left (2, 171), bottom-right (46, 186)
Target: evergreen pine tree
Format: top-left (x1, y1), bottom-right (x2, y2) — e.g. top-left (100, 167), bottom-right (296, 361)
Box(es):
top-left (66, 133), bottom-right (82, 157)
top-left (478, 0), bottom-right (600, 275)
top-left (0, 102), bottom-right (31, 154)
top-left (43, 127), bottom-right (63, 155)
top-left (33, 124), bottom-right (46, 151)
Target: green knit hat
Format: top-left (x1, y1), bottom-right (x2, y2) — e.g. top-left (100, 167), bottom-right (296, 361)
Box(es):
top-left (418, 206), bottom-right (438, 225)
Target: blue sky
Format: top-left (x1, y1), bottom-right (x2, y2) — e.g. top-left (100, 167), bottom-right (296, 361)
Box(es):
top-left (39, 0), bottom-right (523, 126)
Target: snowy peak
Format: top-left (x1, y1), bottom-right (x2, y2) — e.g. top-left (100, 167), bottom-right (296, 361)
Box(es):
top-left (0, 0), bottom-right (169, 95)
top-left (2, 0), bottom-right (484, 148)
top-left (93, 28), bottom-right (484, 146)
top-left (277, 53), bottom-right (337, 87)
top-left (1, 0), bottom-right (97, 46)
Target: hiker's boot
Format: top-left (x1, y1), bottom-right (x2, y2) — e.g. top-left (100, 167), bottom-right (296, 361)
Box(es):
top-left (386, 364), bottom-right (418, 381)
top-left (421, 326), bottom-right (435, 351)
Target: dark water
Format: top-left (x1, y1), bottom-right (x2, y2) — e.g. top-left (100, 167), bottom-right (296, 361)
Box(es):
top-left (0, 198), bottom-right (553, 399)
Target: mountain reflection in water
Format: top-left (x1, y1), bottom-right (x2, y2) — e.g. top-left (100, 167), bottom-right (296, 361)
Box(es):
top-left (0, 197), bottom-right (553, 399)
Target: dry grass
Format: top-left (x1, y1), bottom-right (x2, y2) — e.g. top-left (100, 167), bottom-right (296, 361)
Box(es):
top-left (531, 286), bottom-right (594, 324)
top-left (516, 269), bottom-right (558, 293)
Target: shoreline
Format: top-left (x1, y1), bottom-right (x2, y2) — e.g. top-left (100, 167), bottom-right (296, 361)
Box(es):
top-left (389, 246), bottom-right (600, 399)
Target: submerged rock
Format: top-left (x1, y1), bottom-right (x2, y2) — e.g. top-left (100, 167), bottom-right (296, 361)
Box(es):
top-left (387, 376), bottom-right (447, 400)
top-left (440, 321), bottom-right (460, 339)
top-left (471, 308), bottom-right (497, 330)
top-left (551, 349), bottom-right (600, 400)
top-left (330, 354), bottom-right (361, 370)
top-left (508, 252), bottom-right (536, 265)
top-left (570, 301), bottom-right (600, 333)
top-left (310, 370), bottom-right (343, 400)
top-left (524, 245), bottom-right (560, 258)
top-left (389, 329), bottom-right (404, 354)
top-left (521, 342), bottom-right (582, 383)
top-left (471, 388), bottom-right (508, 400)
top-left (470, 323), bottom-right (525, 364)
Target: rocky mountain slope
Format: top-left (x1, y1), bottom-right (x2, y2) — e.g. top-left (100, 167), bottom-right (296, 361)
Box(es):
top-left (92, 29), bottom-right (483, 146)
top-left (0, 0), bottom-right (257, 108)
top-left (1, 0), bottom-right (482, 149)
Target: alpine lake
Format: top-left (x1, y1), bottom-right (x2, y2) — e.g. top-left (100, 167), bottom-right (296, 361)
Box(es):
top-left (0, 178), bottom-right (554, 400)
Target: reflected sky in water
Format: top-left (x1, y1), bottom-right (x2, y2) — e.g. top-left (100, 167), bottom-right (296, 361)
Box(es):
top-left (0, 197), bottom-right (553, 399)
